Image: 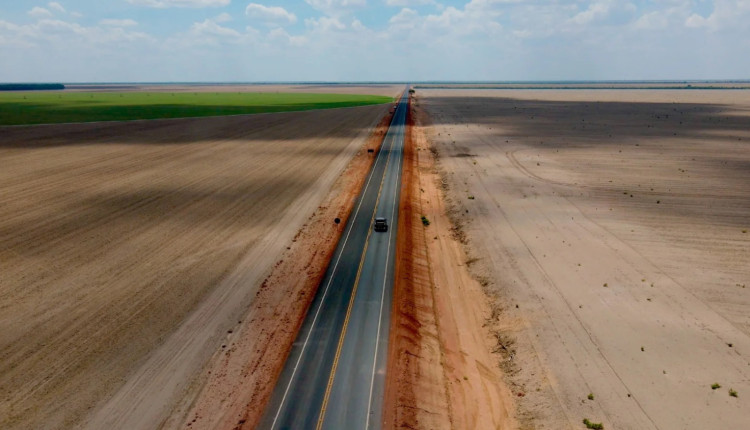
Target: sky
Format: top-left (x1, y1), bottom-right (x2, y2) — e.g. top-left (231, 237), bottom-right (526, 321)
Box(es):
top-left (0, 0), bottom-right (748, 82)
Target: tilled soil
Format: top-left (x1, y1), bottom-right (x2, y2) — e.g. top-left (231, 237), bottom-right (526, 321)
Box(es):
top-left (0, 104), bottom-right (389, 430)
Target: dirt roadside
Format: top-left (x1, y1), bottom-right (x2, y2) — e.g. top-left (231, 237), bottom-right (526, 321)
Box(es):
top-left (383, 98), bottom-right (517, 429)
top-left (164, 106), bottom-right (398, 430)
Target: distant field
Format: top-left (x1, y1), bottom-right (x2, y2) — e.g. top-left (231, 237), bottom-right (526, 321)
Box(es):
top-left (0, 91), bottom-right (393, 125)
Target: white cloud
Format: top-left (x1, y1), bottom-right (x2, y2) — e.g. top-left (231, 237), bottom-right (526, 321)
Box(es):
top-left (635, 11), bottom-right (670, 29)
top-left (100, 19), bottom-right (139, 27)
top-left (386, 0), bottom-right (434, 6)
top-left (389, 8), bottom-right (418, 26)
top-left (569, 0), bottom-right (636, 26)
top-left (48, 2), bottom-right (66, 13)
top-left (685, 13), bottom-right (707, 28)
top-left (4, 0), bottom-right (750, 82)
top-left (512, 29), bottom-right (531, 38)
top-left (127, 0), bottom-right (230, 8)
top-left (682, 0), bottom-right (750, 31)
top-left (0, 18), bottom-right (153, 47)
top-left (191, 18), bottom-right (242, 37)
top-left (571, 1), bottom-right (612, 25)
top-left (214, 12), bottom-right (233, 22)
top-left (268, 27), bottom-right (307, 46)
top-left (245, 3), bottom-right (297, 24)
top-left (29, 7), bottom-right (53, 18)
top-left (305, 0), bottom-right (366, 16)
top-left (305, 16), bottom-right (346, 31)
top-left (389, 0), bottom-right (503, 38)
top-left (630, 1), bottom-right (691, 30)
top-left (351, 18), bottom-right (366, 31)
top-left (161, 16), bottom-right (261, 50)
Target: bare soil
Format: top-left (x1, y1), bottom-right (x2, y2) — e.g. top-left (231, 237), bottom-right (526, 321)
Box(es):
top-left (416, 89), bottom-right (750, 429)
top-left (384, 97), bottom-right (516, 429)
top-left (0, 103), bottom-right (391, 430)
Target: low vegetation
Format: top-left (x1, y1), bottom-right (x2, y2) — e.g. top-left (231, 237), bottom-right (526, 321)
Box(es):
top-left (0, 92), bottom-right (393, 125)
top-left (583, 418), bottom-right (604, 429)
top-left (421, 215), bottom-right (431, 226)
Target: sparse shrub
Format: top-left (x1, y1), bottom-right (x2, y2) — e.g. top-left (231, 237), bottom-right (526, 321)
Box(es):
top-left (711, 383), bottom-right (721, 390)
top-left (729, 389), bottom-right (738, 397)
top-left (583, 418), bottom-right (604, 429)
top-left (587, 393), bottom-right (594, 400)
top-left (468, 195), bottom-right (475, 200)
top-left (421, 215), bottom-right (430, 226)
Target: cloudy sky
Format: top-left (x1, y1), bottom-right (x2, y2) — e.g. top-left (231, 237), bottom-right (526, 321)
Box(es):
top-left (0, 0), bottom-right (748, 82)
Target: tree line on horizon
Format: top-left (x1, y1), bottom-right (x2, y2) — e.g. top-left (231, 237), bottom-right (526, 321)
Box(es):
top-left (0, 84), bottom-right (65, 91)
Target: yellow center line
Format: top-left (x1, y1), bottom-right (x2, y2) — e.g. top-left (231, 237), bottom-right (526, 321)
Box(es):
top-left (315, 131), bottom-right (397, 430)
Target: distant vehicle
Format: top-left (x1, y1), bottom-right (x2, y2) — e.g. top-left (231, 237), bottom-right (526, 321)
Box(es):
top-left (374, 217), bottom-right (388, 232)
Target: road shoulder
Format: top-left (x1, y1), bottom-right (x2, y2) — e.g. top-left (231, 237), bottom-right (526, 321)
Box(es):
top-left (163, 106), bottom-right (396, 430)
top-left (384, 97), bottom-right (517, 429)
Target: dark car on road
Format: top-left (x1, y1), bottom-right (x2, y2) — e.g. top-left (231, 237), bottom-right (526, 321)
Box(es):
top-left (374, 217), bottom-right (388, 232)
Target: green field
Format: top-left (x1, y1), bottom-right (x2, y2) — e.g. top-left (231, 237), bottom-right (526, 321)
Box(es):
top-left (0, 92), bottom-right (394, 125)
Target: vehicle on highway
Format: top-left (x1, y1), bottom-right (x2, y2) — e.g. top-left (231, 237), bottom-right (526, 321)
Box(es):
top-left (374, 217), bottom-right (388, 232)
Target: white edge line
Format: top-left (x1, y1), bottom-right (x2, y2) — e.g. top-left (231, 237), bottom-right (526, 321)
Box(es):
top-left (270, 107), bottom-right (392, 430)
top-left (365, 96), bottom-right (405, 430)
top-left (318, 95), bottom-right (404, 428)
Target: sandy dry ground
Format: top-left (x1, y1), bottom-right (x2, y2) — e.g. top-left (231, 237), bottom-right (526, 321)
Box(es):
top-left (384, 101), bottom-right (516, 429)
top-left (63, 83), bottom-right (403, 97)
top-left (0, 104), bottom-right (389, 429)
top-left (417, 89), bottom-right (750, 429)
top-left (163, 107), bottom-right (396, 430)
top-left (416, 82), bottom-right (750, 90)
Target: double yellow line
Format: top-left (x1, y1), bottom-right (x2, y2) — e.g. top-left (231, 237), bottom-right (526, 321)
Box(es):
top-left (315, 126), bottom-right (397, 430)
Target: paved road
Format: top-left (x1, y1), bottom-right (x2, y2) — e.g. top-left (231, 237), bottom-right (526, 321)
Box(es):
top-left (258, 88), bottom-right (408, 430)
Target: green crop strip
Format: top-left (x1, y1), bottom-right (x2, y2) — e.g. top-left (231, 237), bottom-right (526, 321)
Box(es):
top-left (0, 92), bottom-right (394, 125)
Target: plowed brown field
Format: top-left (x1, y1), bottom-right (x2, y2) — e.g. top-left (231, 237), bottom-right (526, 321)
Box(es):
top-left (0, 103), bottom-right (390, 429)
top-left (417, 89), bottom-right (750, 429)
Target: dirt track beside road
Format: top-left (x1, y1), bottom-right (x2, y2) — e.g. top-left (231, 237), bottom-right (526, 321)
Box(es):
top-left (384, 98), bottom-right (516, 430)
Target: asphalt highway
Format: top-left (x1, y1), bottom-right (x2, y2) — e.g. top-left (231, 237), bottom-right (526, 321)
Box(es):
top-left (258, 88), bottom-right (408, 430)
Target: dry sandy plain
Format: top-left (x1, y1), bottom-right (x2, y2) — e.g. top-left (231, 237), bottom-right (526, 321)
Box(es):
top-left (0, 85), bottom-right (400, 430)
top-left (414, 89), bottom-right (750, 429)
